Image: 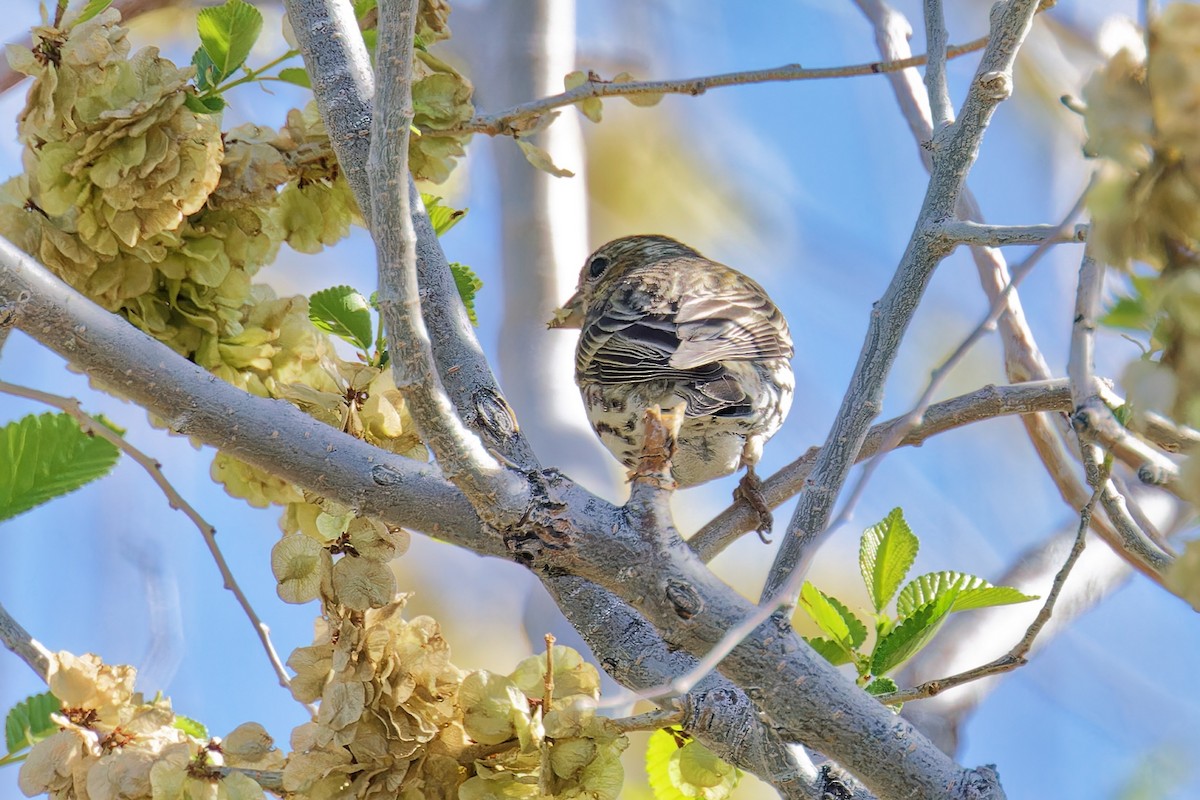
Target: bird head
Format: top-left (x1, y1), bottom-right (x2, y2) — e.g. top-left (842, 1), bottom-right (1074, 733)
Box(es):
top-left (547, 234), bottom-right (700, 329)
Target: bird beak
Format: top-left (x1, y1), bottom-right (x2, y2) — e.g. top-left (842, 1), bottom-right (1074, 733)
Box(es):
top-left (547, 291), bottom-right (584, 329)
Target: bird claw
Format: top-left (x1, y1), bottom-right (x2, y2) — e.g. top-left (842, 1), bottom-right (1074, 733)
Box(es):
top-left (734, 467), bottom-right (773, 543)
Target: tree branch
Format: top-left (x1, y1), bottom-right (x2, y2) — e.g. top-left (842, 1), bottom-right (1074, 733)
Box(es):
top-left (446, 36), bottom-right (993, 138)
top-left (761, 0), bottom-right (1046, 604)
top-left (0, 236), bottom-right (487, 553)
top-left (282, 0), bottom-right (538, 469)
top-left (853, 0), bottom-right (1100, 550)
top-left (923, 0), bottom-right (953, 133)
top-left (0, 600), bottom-right (52, 681)
top-left (1066, 245), bottom-right (1173, 577)
top-left (369, 0), bottom-right (528, 517)
top-left (691, 379), bottom-right (1074, 560)
top-left (936, 220), bottom-right (1089, 246)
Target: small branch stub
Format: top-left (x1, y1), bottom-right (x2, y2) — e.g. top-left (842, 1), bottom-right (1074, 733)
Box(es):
top-left (633, 404), bottom-right (684, 489)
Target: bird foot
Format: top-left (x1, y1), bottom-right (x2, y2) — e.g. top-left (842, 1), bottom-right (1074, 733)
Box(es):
top-left (734, 466), bottom-right (773, 543)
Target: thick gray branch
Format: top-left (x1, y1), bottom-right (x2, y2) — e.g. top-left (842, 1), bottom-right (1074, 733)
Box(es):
top-left (0, 237), bottom-right (486, 552)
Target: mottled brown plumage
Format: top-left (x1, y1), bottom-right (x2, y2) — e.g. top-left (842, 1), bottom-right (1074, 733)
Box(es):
top-left (549, 235), bottom-right (793, 535)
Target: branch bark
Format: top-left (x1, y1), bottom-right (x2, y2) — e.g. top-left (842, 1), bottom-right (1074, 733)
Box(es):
top-left (691, 379), bottom-right (1074, 559)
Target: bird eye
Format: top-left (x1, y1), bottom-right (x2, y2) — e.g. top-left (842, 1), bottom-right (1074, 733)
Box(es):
top-left (588, 255), bottom-right (610, 279)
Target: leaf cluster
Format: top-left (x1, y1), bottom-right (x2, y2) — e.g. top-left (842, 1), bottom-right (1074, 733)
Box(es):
top-left (798, 508), bottom-right (1037, 701)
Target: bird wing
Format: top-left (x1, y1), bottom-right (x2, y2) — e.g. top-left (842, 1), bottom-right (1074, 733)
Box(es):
top-left (668, 277), bottom-right (793, 370)
top-left (576, 271), bottom-right (790, 385)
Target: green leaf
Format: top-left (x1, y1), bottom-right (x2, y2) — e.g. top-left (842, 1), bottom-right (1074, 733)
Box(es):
top-left (309, 286), bottom-right (375, 352)
top-left (450, 262), bottom-right (483, 326)
top-left (421, 194), bottom-right (468, 236)
top-left (1100, 295), bottom-right (1151, 331)
top-left (191, 48), bottom-right (222, 93)
top-left (74, 0), bottom-right (113, 24)
top-left (172, 715), bottom-right (208, 739)
top-left (870, 593), bottom-right (956, 675)
top-left (5, 692), bottom-right (59, 753)
top-left (950, 585), bottom-right (1038, 613)
top-left (184, 92), bottom-right (226, 115)
top-left (352, 0), bottom-right (378, 18)
top-left (1111, 402), bottom-right (1133, 427)
top-left (196, 0), bottom-right (263, 85)
top-left (860, 507), bottom-right (919, 612)
top-left (277, 67), bottom-right (311, 89)
top-left (0, 413), bottom-right (121, 523)
top-left (798, 582), bottom-right (849, 644)
top-left (895, 572), bottom-right (1037, 617)
top-left (646, 727), bottom-right (740, 800)
top-left (864, 676), bottom-right (898, 697)
top-left (805, 636), bottom-right (854, 667)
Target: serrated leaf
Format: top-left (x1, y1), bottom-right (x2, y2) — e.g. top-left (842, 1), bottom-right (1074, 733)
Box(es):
top-left (860, 507), bottom-right (919, 612)
top-left (864, 676), bottom-right (898, 697)
top-left (805, 636), bottom-right (853, 667)
top-left (870, 593), bottom-right (956, 675)
top-left (0, 413), bottom-right (121, 523)
top-left (309, 286), bottom-right (375, 352)
top-left (196, 0), bottom-right (263, 84)
top-left (895, 572), bottom-right (1037, 616)
top-left (515, 139), bottom-right (575, 178)
top-left (277, 67), bottom-right (311, 88)
top-left (896, 572), bottom-right (978, 617)
top-left (421, 194), bottom-right (467, 236)
top-left (74, 0), bottom-right (113, 24)
top-left (5, 692), bottom-right (59, 752)
top-left (825, 594), bottom-right (867, 648)
top-left (172, 715), bottom-right (208, 739)
top-left (450, 262), bottom-right (483, 326)
top-left (950, 585), bottom-right (1038, 612)
top-left (798, 582), bottom-right (850, 644)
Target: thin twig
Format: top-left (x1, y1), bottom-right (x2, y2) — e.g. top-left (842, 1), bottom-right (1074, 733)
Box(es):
top-left (1065, 246), bottom-right (1173, 577)
top-left (0, 600), bottom-right (53, 680)
top-left (446, 35), bottom-right (992, 138)
top-left (923, 0), bottom-right (953, 133)
top-left (800, 176), bottom-right (1092, 579)
top-left (759, 0), bottom-right (1045, 606)
top-left (876, 465), bottom-right (1110, 705)
top-left (691, 379), bottom-right (1074, 560)
top-left (0, 380), bottom-right (306, 704)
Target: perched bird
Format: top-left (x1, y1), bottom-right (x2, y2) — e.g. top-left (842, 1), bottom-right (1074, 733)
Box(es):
top-left (548, 234), bottom-right (794, 536)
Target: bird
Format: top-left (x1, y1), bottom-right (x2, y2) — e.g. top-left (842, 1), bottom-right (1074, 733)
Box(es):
top-left (548, 234), bottom-right (794, 538)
